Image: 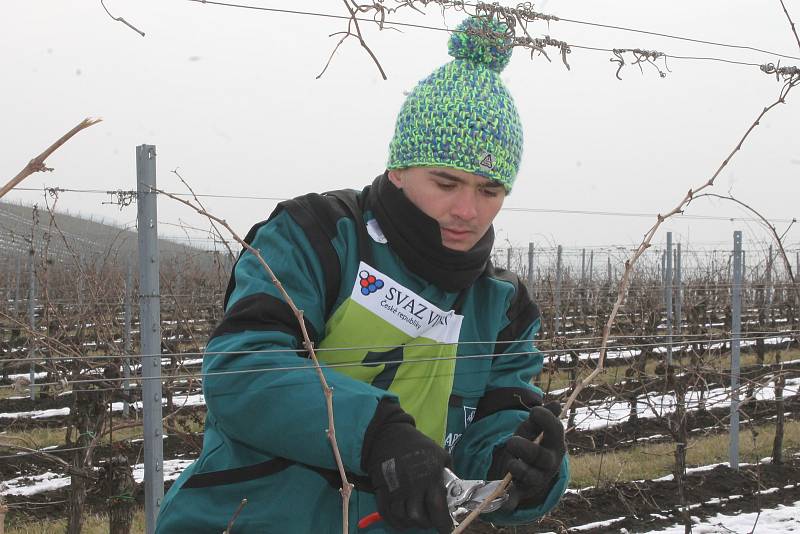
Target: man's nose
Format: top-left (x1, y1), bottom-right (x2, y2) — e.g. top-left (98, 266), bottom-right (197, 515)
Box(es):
top-left (451, 188), bottom-right (478, 221)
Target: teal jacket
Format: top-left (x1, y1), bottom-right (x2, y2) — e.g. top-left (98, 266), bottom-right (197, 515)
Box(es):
top-left (156, 186), bottom-right (569, 533)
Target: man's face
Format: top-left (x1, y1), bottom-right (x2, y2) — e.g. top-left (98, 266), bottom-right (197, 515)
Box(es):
top-left (387, 167), bottom-right (507, 252)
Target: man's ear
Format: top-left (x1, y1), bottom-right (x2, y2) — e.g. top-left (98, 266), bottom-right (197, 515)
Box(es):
top-left (387, 169), bottom-right (404, 188)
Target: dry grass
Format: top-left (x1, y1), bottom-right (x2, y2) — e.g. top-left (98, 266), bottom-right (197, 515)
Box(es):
top-left (6, 420), bottom-right (798, 531)
top-left (6, 511), bottom-right (145, 534)
top-left (569, 418), bottom-right (800, 488)
top-left (542, 346), bottom-right (799, 393)
top-left (0, 426), bottom-right (69, 451)
top-left (0, 423), bottom-right (147, 451)
top-left (0, 387), bottom-right (21, 400)
top-left (0, 414), bottom-right (204, 451)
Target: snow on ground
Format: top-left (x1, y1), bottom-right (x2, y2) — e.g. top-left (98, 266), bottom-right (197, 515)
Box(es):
top-left (2, 372), bottom-right (796, 429)
top-left (108, 393), bottom-right (206, 414)
top-left (543, 335), bottom-right (796, 364)
top-left (572, 377), bottom-right (800, 431)
top-left (7, 371), bottom-right (48, 381)
top-left (131, 458), bottom-right (195, 484)
top-left (3, 456), bottom-right (799, 534)
top-left (646, 499), bottom-right (800, 533)
top-left (0, 393), bottom-right (205, 420)
top-left (0, 407), bottom-right (71, 419)
top-left (0, 471), bottom-right (71, 496)
top-left (538, 500), bottom-right (800, 533)
top-left (0, 458), bottom-right (195, 496)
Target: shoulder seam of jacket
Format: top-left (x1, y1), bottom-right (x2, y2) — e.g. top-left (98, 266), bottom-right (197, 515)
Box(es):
top-left (209, 291), bottom-right (319, 346)
top-left (485, 264), bottom-right (541, 354)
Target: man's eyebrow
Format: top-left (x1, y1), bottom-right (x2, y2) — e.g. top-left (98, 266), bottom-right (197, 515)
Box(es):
top-left (430, 170), bottom-right (504, 188)
top-left (431, 170), bottom-right (466, 183)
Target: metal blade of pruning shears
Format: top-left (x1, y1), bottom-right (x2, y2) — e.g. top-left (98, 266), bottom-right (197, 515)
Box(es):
top-left (442, 467), bottom-right (508, 516)
top-left (358, 468), bottom-right (509, 529)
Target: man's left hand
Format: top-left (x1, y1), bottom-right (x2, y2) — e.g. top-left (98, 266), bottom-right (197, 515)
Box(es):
top-left (487, 402), bottom-right (566, 511)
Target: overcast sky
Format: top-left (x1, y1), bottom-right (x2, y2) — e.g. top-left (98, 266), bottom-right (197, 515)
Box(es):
top-left (2, 0), bottom-right (799, 259)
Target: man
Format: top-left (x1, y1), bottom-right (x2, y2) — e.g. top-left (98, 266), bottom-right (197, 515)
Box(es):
top-left (157, 15), bottom-right (569, 533)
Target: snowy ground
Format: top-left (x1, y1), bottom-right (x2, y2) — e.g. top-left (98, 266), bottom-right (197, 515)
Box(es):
top-left (2, 337), bottom-right (798, 531)
top-left (6, 462), bottom-right (799, 533)
top-left (538, 501), bottom-right (800, 533)
top-left (645, 502), bottom-right (800, 532)
top-left (572, 376), bottom-right (800, 431)
top-left (543, 335), bottom-right (796, 363)
top-left (559, 499), bottom-right (800, 533)
top-left (0, 393), bottom-right (205, 420)
top-left (0, 458), bottom-right (194, 497)
top-left (3, 376), bottom-right (795, 431)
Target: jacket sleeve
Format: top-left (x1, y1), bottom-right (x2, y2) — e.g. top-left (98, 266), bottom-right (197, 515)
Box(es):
top-left (451, 317), bottom-right (570, 524)
top-left (202, 209), bottom-right (395, 475)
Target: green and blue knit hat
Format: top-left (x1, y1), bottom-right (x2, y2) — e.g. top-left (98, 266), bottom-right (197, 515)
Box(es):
top-left (387, 16), bottom-right (523, 192)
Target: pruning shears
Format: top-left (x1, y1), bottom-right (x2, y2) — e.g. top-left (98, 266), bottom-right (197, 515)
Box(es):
top-left (358, 467), bottom-right (509, 529)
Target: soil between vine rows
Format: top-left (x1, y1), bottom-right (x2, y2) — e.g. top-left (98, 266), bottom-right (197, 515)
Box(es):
top-left (2, 370), bottom-right (798, 530)
top-left (5, 456), bottom-right (800, 532)
top-left (4, 414), bottom-right (800, 532)
top-left (470, 457), bottom-right (800, 533)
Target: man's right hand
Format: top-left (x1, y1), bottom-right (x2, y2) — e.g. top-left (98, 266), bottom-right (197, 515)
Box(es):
top-left (488, 402), bottom-right (566, 512)
top-left (362, 400), bottom-right (453, 533)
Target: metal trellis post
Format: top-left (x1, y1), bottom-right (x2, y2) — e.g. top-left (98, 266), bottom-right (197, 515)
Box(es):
top-left (527, 243), bottom-right (534, 296)
top-left (123, 260), bottom-right (133, 418)
top-left (796, 251), bottom-right (800, 315)
top-left (742, 249), bottom-right (747, 307)
top-left (137, 144), bottom-right (163, 533)
top-left (730, 231), bottom-right (743, 470)
top-left (665, 233), bottom-right (673, 365)
top-left (77, 253), bottom-right (85, 310)
top-left (766, 245), bottom-right (773, 308)
top-left (14, 255), bottom-right (21, 314)
top-left (581, 249), bottom-right (586, 284)
top-left (555, 245), bottom-right (562, 335)
top-left (27, 248), bottom-right (37, 401)
top-left (675, 243), bottom-right (682, 334)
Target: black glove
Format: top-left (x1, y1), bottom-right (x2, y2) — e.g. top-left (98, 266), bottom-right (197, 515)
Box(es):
top-left (487, 402), bottom-right (566, 512)
top-left (362, 399), bottom-right (453, 533)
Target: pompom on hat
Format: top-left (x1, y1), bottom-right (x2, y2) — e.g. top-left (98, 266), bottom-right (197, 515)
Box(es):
top-left (387, 16), bottom-right (523, 192)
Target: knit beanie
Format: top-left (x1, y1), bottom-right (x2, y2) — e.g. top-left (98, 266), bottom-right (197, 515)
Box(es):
top-left (387, 16), bottom-right (523, 192)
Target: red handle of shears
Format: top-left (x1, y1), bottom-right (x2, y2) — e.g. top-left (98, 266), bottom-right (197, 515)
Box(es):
top-left (358, 512), bottom-right (382, 529)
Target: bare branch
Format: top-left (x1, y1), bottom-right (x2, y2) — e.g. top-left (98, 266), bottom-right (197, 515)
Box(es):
top-left (344, 0), bottom-right (387, 80)
top-left (693, 192), bottom-right (800, 306)
top-left (100, 0), bottom-right (146, 37)
top-left (318, 0), bottom-right (387, 80)
top-left (1, 118), bottom-right (102, 200)
top-left (317, 29), bottom-right (354, 80)
top-left (223, 498), bottom-right (248, 534)
top-left (1, 446), bottom-right (66, 472)
top-left (171, 168), bottom-right (236, 259)
top-left (154, 186), bottom-right (355, 532)
top-left (454, 61), bottom-right (799, 534)
top-left (778, 0), bottom-right (800, 51)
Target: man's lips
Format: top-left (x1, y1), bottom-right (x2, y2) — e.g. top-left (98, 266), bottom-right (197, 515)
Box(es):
top-left (441, 227), bottom-right (473, 240)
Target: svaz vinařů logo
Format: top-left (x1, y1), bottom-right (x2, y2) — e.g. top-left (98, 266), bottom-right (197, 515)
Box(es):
top-left (359, 270), bottom-right (384, 296)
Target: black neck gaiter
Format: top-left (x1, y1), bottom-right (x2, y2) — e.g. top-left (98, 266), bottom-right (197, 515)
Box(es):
top-left (367, 173), bottom-right (494, 292)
